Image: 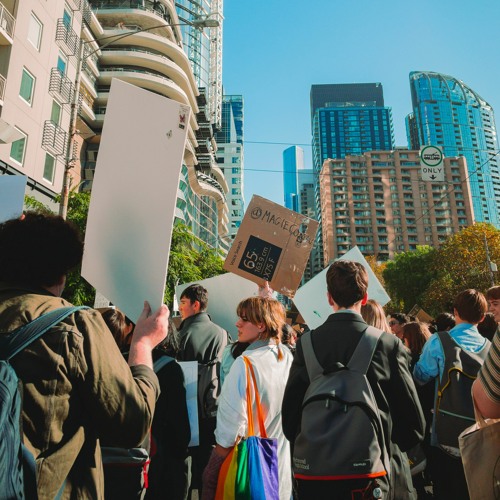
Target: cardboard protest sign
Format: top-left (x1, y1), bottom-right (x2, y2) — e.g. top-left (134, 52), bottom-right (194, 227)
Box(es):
top-left (223, 195), bottom-right (318, 298)
top-left (82, 79), bottom-right (190, 322)
top-left (0, 175), bottom-right (27, 223)
top-left (293, 246), bottom-right (391, 330)
top-left (175, 273), bottom-right (264, 339)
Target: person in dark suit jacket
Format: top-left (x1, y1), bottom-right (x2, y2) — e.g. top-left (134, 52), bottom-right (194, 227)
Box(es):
top-left (282, 260), bottom-right (425, 500)
top-left (176, 284), bottom-right (229, 498)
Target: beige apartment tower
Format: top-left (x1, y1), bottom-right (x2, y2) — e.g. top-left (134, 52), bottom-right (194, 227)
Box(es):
top-left (320, 150), bottom-right (474, 265)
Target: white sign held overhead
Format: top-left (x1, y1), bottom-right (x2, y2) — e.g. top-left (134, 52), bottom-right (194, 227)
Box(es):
top-left (420, 145), bottom-right (444, 182)
top-left (293, 246), bottom-right (391, 330)
top-left (81, 79), bottom-right (190, 322)
top-left (0, 175), bottom-right (27, 223)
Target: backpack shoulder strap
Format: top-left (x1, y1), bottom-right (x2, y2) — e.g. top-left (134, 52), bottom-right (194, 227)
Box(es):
top-left (153, 354), bottom-right (174, 373)
top-left (437, 330), bottom-right (491, 365)
top-left (347, 326), bottom-right (383, 374)
top-left (300, 331), bottom-right (324, 381)
top-left (0, 306), bottom-right (88, 361)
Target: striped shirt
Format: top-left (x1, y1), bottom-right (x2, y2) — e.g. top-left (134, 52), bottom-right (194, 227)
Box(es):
top-left (478, 328), bottom-right (500, 403)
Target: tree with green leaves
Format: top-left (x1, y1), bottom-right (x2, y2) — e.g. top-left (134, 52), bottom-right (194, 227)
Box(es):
top-left (382, 245), bottom-right (437, 313)
top-left (422, 223), bottom-right (500, 315)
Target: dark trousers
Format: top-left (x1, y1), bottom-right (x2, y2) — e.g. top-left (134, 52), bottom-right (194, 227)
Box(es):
top-left (188, 418), bottom-right (216, 498)
top-left (428, 446), bottom-right (469, 500)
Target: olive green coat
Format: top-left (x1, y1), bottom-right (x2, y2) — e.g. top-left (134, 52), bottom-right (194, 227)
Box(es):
top-left (0, 283), bottom-right (160, 500)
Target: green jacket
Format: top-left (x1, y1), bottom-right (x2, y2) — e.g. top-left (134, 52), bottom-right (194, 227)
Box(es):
top-left (0, 283), bottom-right (160, 499)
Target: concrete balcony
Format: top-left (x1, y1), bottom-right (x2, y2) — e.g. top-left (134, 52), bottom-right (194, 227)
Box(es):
top-left (90, 1), bottom-right (181, 45)
top-left (96, 68), bottom-right (197, 129)
top-left (99, 47), bottom-right (197, 111)
top-left (98, 28), bottom-right (198, 95)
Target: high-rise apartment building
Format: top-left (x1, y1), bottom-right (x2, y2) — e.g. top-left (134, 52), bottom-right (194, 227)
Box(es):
top-left (0, 0), bottom-right (96, 209)
top-left (320, 150), bottom-right (474, 264)
top-left (215, 94), bottom-right (244, 241)
top-left (0, 0), bottom-right (229, 250)
top-left (310, 83), bottom-right (395, 272)
top-left (407, 71), bottom-right (500, 227)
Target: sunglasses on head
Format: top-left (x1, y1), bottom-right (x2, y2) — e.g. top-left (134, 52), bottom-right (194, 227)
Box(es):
top-left (389, 321), bottom-right (399, 326)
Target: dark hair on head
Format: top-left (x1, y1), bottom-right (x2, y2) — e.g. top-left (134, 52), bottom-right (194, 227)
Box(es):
top-left (180, 284), bottom-right (208, 311)
top-left (486, 286), bottom-right (500, 301)
top-left (453, 289), bottom-right (488, 324)
top-left (157, 318), bottom-right (181, 354)
top-left (477, 312), bottom-right (498, 341)
top-left (433, 312), bottom-right (455, 332)
top-left (326, 260), bottom-right (368, 308)
top-left (99, 307), bottom-right (134, 351)
top-left (389, 313), bottom-right (408, 325)
top-left (0, 212), bottom-right (83, 287)
top-left (402, 321), bottom-right (431, 356)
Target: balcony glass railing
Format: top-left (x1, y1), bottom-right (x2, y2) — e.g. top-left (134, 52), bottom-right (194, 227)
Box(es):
top-left (0, 4), bottom-right (15, 39)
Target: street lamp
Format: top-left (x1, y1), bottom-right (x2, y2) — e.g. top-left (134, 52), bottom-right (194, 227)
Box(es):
top-left (59, 15), bottom-right (220, 219)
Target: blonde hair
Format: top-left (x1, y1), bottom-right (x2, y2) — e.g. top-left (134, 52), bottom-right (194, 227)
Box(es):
top-left (236, 297), bottom-right (286, 359)
top-left (361, 299), bottom-right (391, 332)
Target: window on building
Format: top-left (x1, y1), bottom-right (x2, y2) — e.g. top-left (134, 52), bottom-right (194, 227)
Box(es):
top-left (232, 188), bottom-right (241, 195)
top-left (63, 4), bottom-right (72, 28)
top-left (43, 153), bottom-right (56, 183)
top-left (51, 100), bottom-right (62, 125)
top-left (10, 130), bottom-right (27, 165)
top-left (28, 12), bottom-right (43, 50)
top-left (57, 53), bottom-right (67, 75)
top-left (232, 167), bottom-right (240, 174)
top-left (20, 68), bottom-right (35, 105)
top-left (231, 157), bottom-right (239, 164)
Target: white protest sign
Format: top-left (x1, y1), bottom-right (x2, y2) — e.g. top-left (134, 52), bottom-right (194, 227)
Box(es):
top-left (82, 79), bottom-right (190, 321)
top-left (176, 273), bottom-right (264, 339)
top-left (178, 361), bottom-right (199, 447)
top-left (293, 246), bottom-right (391, 330)
top-left (420, 145), bottom-right (444, 182)
top-left (0, 175), bottom-right (27, 223)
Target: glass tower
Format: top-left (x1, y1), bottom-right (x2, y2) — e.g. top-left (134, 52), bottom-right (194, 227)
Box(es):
top-left (283, 146), bottom-right (304, 211)
top-left (407, 71), bottom-right (500, 227)
top-left (310, 83), bottom-right (395, 268)
top-left (215, 95), bottom-right (245, 240)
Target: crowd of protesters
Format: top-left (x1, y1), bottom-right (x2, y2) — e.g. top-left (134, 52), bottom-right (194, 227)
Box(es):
top-left (1, 212), bottom-right (500, 500)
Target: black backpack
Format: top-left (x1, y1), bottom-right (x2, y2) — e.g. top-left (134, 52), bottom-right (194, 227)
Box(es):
top-left (434, 331), bottom-right (490, 453)
top-left (0, 306), bottom-right (86, 500)
top-left (293, 327), bottom-right (390, 482)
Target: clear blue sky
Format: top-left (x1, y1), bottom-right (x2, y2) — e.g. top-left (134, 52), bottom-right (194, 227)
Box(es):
top-left (221, 0), bottom-right (500, 209)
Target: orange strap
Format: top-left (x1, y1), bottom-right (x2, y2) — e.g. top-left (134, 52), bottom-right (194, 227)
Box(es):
top-left (243, 356), bottom-right (267, 438)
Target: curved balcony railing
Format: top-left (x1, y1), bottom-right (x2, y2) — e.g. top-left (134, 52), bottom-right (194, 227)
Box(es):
top-left (100, 46), bottom-right (174, 63)
top-left (99, 66), bottom-right (175, 83)
top-left (196, 171), bottom-right (226, 202)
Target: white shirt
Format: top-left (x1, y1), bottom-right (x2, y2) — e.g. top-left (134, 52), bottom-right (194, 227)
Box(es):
top-left (215, 340), bottom-right (293, 500)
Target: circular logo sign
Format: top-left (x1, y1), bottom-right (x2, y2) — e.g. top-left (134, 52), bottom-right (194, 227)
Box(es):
top-left (420, 146), bottom-right (443, 167)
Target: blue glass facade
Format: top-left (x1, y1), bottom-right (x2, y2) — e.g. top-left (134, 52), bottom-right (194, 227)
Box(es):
top-left (407, 71), bottom-right (500, 227)
top-left (283, 146), bottom-right (304, 211)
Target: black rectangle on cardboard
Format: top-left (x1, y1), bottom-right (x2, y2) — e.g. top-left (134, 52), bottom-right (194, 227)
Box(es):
top-left (238, 235), bottom-right (282, 282)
